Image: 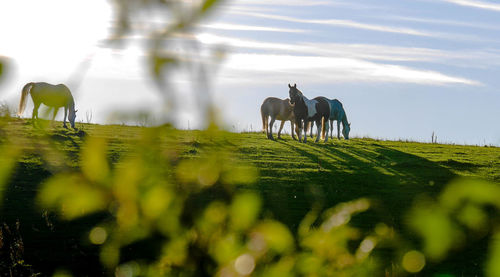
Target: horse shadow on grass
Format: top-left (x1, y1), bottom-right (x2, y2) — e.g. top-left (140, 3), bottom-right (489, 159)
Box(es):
top-left (254, 140), bottom-right (456, 231)
top-left (250, 139), bottom-right (488, 275)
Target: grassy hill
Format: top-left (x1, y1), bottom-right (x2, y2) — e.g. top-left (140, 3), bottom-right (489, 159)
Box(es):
top-left (1, 119), bottom-right (499, 276)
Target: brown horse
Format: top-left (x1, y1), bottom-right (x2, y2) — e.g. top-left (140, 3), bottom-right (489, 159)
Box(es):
top-left (261, 97), bottom-right (298, 140)
top-left (288, 84), bottom-right (330, 143)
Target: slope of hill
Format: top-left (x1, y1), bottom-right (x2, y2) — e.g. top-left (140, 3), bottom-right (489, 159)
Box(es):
top-left (1, 119), bottom-right (499, 276)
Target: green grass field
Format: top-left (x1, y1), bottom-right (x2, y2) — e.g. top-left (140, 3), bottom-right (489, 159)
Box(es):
top-left (1, 119), bottom-right (499, 276)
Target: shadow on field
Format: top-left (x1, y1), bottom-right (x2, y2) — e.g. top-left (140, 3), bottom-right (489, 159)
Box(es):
top-left (253, 140), bottom-right (456, 231)
top-left (247, 138), bottom-right (491, 276)
top-left (0, 161), bottom-right (106, 276)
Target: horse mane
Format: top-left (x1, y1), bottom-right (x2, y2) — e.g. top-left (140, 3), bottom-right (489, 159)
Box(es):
top-left (59, 84), bottom-right (75, 110)
top-left (339, 102), bottom-right (349, 126)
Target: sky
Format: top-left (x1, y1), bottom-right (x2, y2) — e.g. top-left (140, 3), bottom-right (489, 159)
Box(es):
top-left (0, 0), bottom-right (499, 145)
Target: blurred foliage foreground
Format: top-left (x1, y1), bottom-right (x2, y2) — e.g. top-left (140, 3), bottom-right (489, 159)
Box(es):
top-left (0, 116), bottom-right (499, 277)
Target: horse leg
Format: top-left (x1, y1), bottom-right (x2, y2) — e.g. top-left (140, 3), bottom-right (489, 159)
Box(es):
top-left (303, 120), bottom-right (308, 143)
top-left (330, 120), bottom-right (334, 139)
top-left (269, 117), bottom-right (276, 140)
top-left (291, 121), bottom-right (297, 140)
top-left (63, 107), bottom-right (68, 128)
top-left (50, 108), bottom-right (58, 127)
top-left (263, 115), bottom-right (268, 137)
top-left (315, 120), bottom-right (321, 142)
top-left (277, 120), bottom-right (285, 139)
top-left (32, 103), bottom-right (41, 127)
top-left (324, 117), bottom-right (329, 143)
top-left (337, 120), bottom-right (341, 139)
top-left (309, 121), bottom-right (313, 138)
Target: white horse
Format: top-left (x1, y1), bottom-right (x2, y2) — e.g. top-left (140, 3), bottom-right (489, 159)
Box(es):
top-left (327, 98), bottom-right (350, 139)
top-left (18, 82), bottom-right (77, 128)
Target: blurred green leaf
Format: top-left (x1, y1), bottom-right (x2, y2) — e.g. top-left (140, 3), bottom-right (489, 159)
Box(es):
top-left (259, 256), bottom-right (295, 277)
top-left (457, 203), bottom-right (488, 232)
top-left (230, 193), bottom-right (261, 231)
top-left (222, 163), bottom-right (258, 185)
top-left (252, 221), bottom-right (294, 255)
top-left (301, 226), bottom-right (359, 260)
top-left (486, 232), bottom-right (500, 277)
top-left (100, 243), bottom-right (120, 269)
top-left (211, 234), bottom-right (241, 264)
top-left (440, 179), bottom-right (500, 210)
top-left (140, 186), bottom-right (173, 220)
top-left (201, 0), bottom-right (220, 13)
top-left (176, 157), bottom-right (221, 188)
top-left (81, 137), bottom-right (109, 184)
top-left (38, 174), bottom-right (107, 220)
top-left (152, 55), bottom-right (176, 80)
top-left (321, 198), bottom-right (370, 232)
top-left (407, 200), bottom-right (464, 261)
top-left (296, 253), bottom-right (323, 275)
top-left (161, 236), bottom-right (189, 267)
top-left (197, 201), bottom-right (227, 237)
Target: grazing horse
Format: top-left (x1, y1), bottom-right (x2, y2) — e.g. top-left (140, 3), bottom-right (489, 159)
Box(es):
top-left (327, 98), bottom-right (351, 140)
top-left (288, 84), bottom-right (330, 143)
top-left (18, 82), bottom-right (77, 129)
top-left (261, 97), bottom-right (298, 140)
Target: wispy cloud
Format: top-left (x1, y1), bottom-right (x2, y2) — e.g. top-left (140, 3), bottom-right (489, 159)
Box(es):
top-left (386, 15), bottom-right (500, 31)
top-left (441, 0), bottom-right (500, 11)
top-left (196, 33), bottom-right (484, 86)
top-left (233, 0), bottom-right (332, 6)
top-left (217, 53), bottom-right (480, 86)
top-left (229, 11), bottom-right (436, 37)
top-left (197, 33), bottom-right (500, 67)
top-left (200, 23), bottom-right (306, 33)
top-left (228, 0), bottom-right (386, 11)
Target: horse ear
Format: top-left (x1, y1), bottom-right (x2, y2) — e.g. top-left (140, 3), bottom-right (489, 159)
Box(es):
top-left (288, 84), bottom-right (291, 88)
top-left (293, 83), bottom-right (296, 88)
top-left (75, 109), bottom-right (78, 113)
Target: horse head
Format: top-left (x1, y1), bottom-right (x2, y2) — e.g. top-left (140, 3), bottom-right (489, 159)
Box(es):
top-left (288, 83), bottom-right (301, 104)
top-left (69, 108), bottom-right (77, 128)
top-left (342, 123), bottom-right (351, 139)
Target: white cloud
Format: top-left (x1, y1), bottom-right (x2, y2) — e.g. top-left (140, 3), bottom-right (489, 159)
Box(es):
top-left (217, 53), bottom-right (480, 86)
top-left (197, 33), bottom-right (500, 68)
top-left (227, 0), bottom-right (384, 10)
top-left (200, 23), bottom-right (306, 33)
top-left (387, 15), bottom-right (500, 30)
top-left (227, 11), bottom-right (437, 37)
top-left (441, 0), bottom-right (500, 11)
top-left (232, 0), bottom-right (333, 6)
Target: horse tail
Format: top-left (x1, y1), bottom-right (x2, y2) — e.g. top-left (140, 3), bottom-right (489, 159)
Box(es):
top-left (260, 105), bottom-right (267, 133)
top-left (18, 82), bottom-right (34, 116)
top-left (321, 116), bottom-right (326, 140)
